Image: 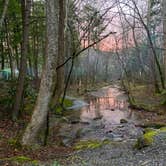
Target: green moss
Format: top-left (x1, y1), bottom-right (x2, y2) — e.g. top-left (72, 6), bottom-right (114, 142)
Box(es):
top-left (160, 127), bottom-right (166, 131)
top-left (24, 103), bottom-right (34, 113)
top-left (52, 160), bottom-right (61, 166)
top-left (54, 98), bottom-right (73, 114)
top-left (74, 139), bottom-right (110, 150)
top-left (0, 156), bottom-right (38, 165)
top-left (60, 98), bottom-right (73, 108)
top-left (135, 127), bottom-right (166, 149)
top-left (7, 138), bottom-right (22, 148)
top-left (143, 130), bottom-right (158, 144)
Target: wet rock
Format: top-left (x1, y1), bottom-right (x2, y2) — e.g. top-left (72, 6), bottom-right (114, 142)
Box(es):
top-left (106, 130), bottom-right (113, 133)
top-left (113, 137), bottom-right (124, 142)
top-left (76, 128), bottom-right (92, 138)
top-left (68, 116), bottom-right (80, 124)
top-left (106, 132), bottom-right (124, 141)
top-left (93, 115), bottom-right (103, 120)
top-left (61, 138), bottom-right (74, 147)
top-left (80, 121), bottom-right (90, 125)
top-left (70, 119), bottom-right (80, 124)
top-left (90, 121), bottom-right (105, 129)
top-left (106, 133), bottom-right (114, 139)
top-left (125, 124), bottom-right (143, 138)
top-left (120, 119), bottom-right (128, 124)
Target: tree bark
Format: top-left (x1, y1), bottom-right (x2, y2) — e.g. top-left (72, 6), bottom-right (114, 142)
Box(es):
top-left (12, 0), bottom-right (31, 120)
top-left (0, 0), bottom-right (9, 29)
top-left (0, 37), bottom-right (5, 69)
top-left (51, 0), bottom-right (66, 109)
top-left (22, 0), bottom-right (59, 145)
top-left (4, 19), bottom-right (14, 79)
top-left (163, 0), bottom-right (166, 84)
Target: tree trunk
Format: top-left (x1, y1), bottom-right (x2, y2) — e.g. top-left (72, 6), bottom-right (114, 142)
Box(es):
top-left (0, 38), bottom-right (5, 69)
top-left (51, 0), bottom-right (66, 109)
top-left (4, 19), bottom-right (14, 79)
top-left (12, 0), bottom-right (31, 121)
top-left (22, 0), bottom-right (59, 145)
top-left (163, 0), bottom-right (166, 84)
top-left (0, 0), bottom-right (9, 28)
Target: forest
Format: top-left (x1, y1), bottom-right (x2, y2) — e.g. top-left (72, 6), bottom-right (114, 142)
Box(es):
top-left (0, 0), bottom-right (166, 165)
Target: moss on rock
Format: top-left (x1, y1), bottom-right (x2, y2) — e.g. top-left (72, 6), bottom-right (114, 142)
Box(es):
top-left (135, 127), bottom-right (166, 149)
top-left (54, 98), bottom-right (73, 115)
top-left (0, 156), bottom-right (38, 165)
top-left (74, 139), bottom-right (110, 150)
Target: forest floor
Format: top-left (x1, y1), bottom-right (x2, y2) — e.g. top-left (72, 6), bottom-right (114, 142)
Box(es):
top-left (0, 81), bottom-right (165, 166)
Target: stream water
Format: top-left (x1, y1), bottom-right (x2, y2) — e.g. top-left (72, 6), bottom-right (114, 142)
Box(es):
top-left (80, 86), bottom-right (136, 124)
top-left (55, 85), bottom-right (143, 146)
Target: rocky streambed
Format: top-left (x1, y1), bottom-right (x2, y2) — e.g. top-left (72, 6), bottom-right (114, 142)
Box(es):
top-left (49, 85), bottom-right (166, 166)
top-left (52, 85), bottom-right (143, 145)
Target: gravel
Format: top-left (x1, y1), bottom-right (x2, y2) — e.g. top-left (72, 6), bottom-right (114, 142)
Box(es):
top-left (60, 133), bottom-right (166, 166)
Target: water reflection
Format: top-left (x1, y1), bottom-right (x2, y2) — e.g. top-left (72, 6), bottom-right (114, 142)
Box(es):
top-left (80, 87), bottom-right (135, 124)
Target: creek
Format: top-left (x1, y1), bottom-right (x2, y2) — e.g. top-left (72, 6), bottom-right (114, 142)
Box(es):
top-left (52, 85), bottom-right (143, 146)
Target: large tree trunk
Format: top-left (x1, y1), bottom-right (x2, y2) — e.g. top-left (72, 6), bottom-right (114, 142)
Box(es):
top-left (12, 0), bottom-right (31, 120)
top-left (51, 0), bottom-right (66, 109)
top-left (22, 0), bottom-right (59, 145)
top-left (163, 0), bottom-right (166, 84)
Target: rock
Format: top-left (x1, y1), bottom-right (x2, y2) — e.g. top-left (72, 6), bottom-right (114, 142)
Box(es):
top-left (120, 119), bottom-right (128, 124)
top-left (68, 116), bottom-right (80, 124)
top-left (106, 130), bottom-right (113, 133)
top-left (106, 133), bottom-right (114, 139)
top-left (113, 137), bottom-right (124, 142)
top-left (76, 128), bottom-right (92, 138)
top-left (90, 121), bottom-right (105, 129)
top-left (93, 115), bottom-right (103, 120)
top-left (111, 108), bottom-right (115, 111)
top-left (61, 138), bottom-right (73, 147)
top-left (80, 121), bottom-right (90, 125)
top-left (70, 119), bottom-right (80, 124)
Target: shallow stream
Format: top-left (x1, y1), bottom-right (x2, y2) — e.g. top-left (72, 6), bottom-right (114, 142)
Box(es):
top-left (53, 85), bottom-right (143, 146)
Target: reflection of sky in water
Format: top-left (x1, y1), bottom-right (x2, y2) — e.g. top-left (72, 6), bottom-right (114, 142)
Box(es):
top-left (80, 87), bottom-right (135, 124)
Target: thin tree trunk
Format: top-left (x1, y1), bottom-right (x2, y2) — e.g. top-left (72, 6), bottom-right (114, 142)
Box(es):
top-left (12, 0), bottom-right (31, 120)
top-left (15, 46), bottom-right (20, 70)
top-left (4, 19), bottom-right (14, 79)
top-left (0, 0), bottom-right (9, 29)
top-left (22, 0), bottom-right (59, 145)
top-left (0, 38), bottom-right (4, 69)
